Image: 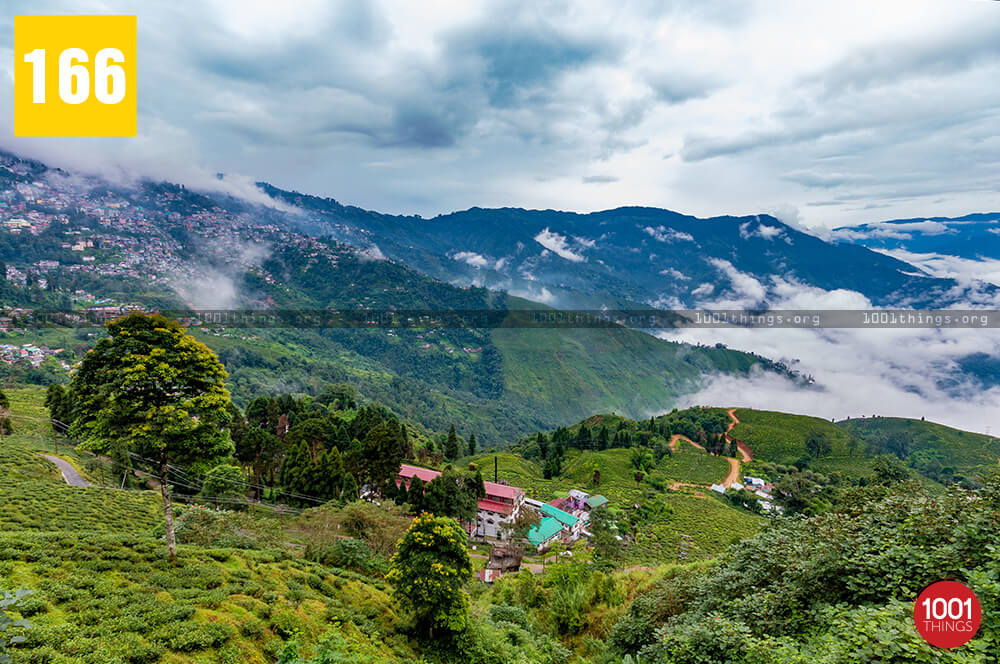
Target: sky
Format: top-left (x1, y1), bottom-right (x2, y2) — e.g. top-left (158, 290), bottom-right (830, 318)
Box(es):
top-left (2, 0), bottom-right (1000, 228)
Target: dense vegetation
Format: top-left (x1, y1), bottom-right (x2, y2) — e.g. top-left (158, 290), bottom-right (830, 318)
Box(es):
top-left (602, 477), bottom-right (1000, 663)
top-left (838, 416), bottom-right (1000, 486)
top-left (1, 379), bottom-right (998, 662)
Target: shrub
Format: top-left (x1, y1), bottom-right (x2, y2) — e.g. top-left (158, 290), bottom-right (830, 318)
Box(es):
top-left (305, 538), bottom-right (386, 576)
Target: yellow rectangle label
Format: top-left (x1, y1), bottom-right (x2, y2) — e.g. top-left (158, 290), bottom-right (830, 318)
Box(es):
top-left (14, 15), bottom-right (137, 137)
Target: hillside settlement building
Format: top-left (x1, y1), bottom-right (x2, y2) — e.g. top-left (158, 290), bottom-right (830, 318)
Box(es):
top-left (396, 464), bottom-right (526, 539)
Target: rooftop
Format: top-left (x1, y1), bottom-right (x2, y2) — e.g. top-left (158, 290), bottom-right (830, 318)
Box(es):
top-left (398, 464), bottom-right (523, 507)
top-left (527, 517), bottom-right (563, 546)
top-left (540, 503), bottom-right (579, 527)
top-left (399, 464), bottom-right (440, 483)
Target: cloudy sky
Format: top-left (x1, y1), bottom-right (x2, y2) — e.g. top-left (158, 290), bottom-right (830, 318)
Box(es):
top-left (2, 0), bottom-right (1000, 227)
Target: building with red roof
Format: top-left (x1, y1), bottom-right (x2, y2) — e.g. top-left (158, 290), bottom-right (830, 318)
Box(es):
top-left (397, 464), bottom-right (526, 539)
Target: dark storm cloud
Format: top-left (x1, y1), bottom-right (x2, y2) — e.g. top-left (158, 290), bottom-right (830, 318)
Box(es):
top-left (448, 25), bottom-right (619, 107)
top-left (3, 0), bottom-right (1000, 226)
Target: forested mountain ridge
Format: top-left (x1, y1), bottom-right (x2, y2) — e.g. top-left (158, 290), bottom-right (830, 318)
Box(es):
top-left (256, 183), bottom-right (998, 310)
top-left (0, 149), bottom-right (797, 447)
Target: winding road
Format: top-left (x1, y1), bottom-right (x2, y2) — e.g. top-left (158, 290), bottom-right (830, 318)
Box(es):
top-left (667, 409), bottom-right (753, 489)
top-left (39, 454), bottom-right (90, 488)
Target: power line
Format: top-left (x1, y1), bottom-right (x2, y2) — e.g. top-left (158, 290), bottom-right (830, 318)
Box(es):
top-left (7, 413), bottom-right (331, 508)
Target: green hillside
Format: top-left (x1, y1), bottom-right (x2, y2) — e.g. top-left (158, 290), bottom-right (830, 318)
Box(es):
top-left (493, 317), bottom-right (759, 429)
top-left (838, 416), bottom-right (1000, 483)
top-left (0, 204), bottom-right (801, 449)
top-left (730, 408), bottom-right (877, 479)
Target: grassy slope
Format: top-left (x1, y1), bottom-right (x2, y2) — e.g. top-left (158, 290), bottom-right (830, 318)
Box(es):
top-left (731, 407), bottom-right (1000, 482)
top-left (657, 446), bottom-right (731, 484)
top-left (730, 408), bottom-right (876, 478)
top-left (0, 389), bottom-right (414, 664)
top-left (494, 297), bottom-right (763, 428)
top-left (838, 416), bottom-right (1000, 475)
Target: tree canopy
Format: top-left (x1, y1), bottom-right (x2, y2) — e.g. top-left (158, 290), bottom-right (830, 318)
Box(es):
top-left (386, 513), bottom-right (473, 639)
top-left (69, 312), bottom-right (234, 560)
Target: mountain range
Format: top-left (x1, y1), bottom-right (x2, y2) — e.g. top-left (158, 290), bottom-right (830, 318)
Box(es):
top-left (832, 213), bottom-right (1000, 260)
top-left (257, 184), bottom-right (1000, 310)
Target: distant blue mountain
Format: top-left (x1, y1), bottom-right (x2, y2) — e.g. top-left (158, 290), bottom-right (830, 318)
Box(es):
top-left (258, 184), bottom-right (993, 309)
top-left (833, 213), bottom-right (1000, 260)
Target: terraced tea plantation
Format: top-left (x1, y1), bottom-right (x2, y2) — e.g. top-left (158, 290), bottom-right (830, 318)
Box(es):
top-left (0, 388), bottom-right (415, 664)
top-left (0, 532), bottom-right (408, 664)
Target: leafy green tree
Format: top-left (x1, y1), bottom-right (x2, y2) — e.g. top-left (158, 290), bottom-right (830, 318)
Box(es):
top-left (406, 475), bottom-right (425, 511)
top-left (422, 473), bottom-right (450, 515)
top-left (386, 513), bottom-right (473, 638)
top-left (590, 506), bottom-right (622, 570)
top-left (44, 384), bottom-right (74, 434)
top-left (358, 421), bottom-right (407, 493)
top-left (871, 455), bottom-right (909, 484)
top-left (543, 452), bottom-right (562, 479)
top-left (236, 426), bottom-right (281, 500)
top-left (340, 472), bottom-right (358, 502)
top-left (279, 437), bottom-right (344, 503)
top-left (445, 424), bottom-right (460, 460)
top-left (317, 382), bottom-right (358, 410)
top-left (597, 425), bottom-right (609, 450)
top-left (420, 467), bottom-right (484, 522)
top-left (199, 463), bottom-right (248, 507)
top-left (69, 312), bottom-right (234, 561)
top-left (805, 431), bottom-right (832, 458)
top-left (536, 431), bottom-right (549, 459)
top-left (467, 432), bottom-right (477, 457)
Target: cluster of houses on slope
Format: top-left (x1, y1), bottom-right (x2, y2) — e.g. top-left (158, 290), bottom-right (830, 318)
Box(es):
top-left (710, 475), bottom-right (782, 513)
top-left (395, 464), bottom-right (609, 553)
top-left (0, 342), bottom-right (66, 368)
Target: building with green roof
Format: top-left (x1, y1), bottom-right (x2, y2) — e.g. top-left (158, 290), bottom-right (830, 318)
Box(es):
top-left (586, 495), bottom-right (609, 510)
top-left (527, 517), bottom-right (563, 549)
top-left (540, 503), bottom-right (580, 527)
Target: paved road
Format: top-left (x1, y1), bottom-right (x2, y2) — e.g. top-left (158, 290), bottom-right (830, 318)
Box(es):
top-left (39, 454), bottom-right (90, 487)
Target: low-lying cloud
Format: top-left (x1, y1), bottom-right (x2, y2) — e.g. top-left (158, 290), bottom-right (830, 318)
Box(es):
top-left (643, 225), bottom-right (695, 243)
top-left (534, 228), bottom-right (587, 262)
top-left (661, 279), bottom-right (1000, 435)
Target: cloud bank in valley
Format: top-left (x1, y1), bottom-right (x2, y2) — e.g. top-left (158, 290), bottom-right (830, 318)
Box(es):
top-left (661, 279), bottom-right (1000, 435)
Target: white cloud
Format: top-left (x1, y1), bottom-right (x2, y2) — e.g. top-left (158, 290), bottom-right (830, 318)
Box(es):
top-left (452, 251), bottom-right (490, 268)
top-left (643, 225), bottom-right (695, 243)
top-left (0, 1), bottom-right (999, 226)
top-left (878, 249), bottom-right (1000, 289)
top-left (508, 284), bottom-right (557, 304)
top-left (833, 220), bottom-right (957, 241)
top-left (739, 220), bottom-right (785, 241)
top-left (659, 267), bottom-right (690, 280)
top-left (533, 228), bottom-right (586, 262)
top-left (701, 258), bottom-right (767, 307)
top-left (692, 282), bottom-right (715, 297)
top-left (662, 278), bottom-right (1000, 435)
top-left (357, 244), bottom-right (387, 261)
